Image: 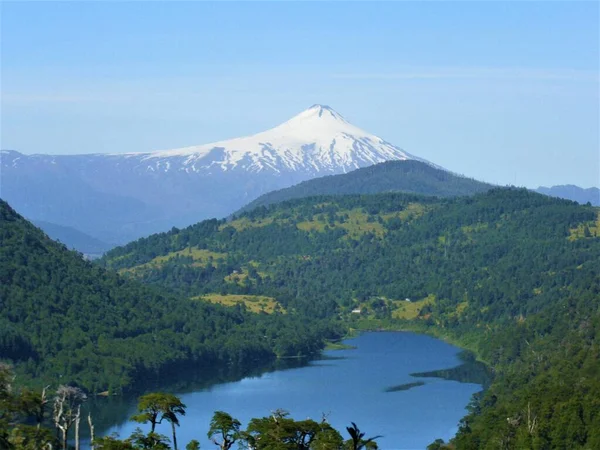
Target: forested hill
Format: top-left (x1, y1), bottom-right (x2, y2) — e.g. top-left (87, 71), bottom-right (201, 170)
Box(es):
top-left (101, 188), bottom-right (599, 327)
top-left (0, 199), bottom-right (341, 393)
top-left (237, 160), bottom-right (493, 214)
top-left (102, 188), bottom-right (600, 448)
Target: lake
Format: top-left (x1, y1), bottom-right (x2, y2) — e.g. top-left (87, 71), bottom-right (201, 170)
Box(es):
top-left (89, 331), bottom-right (485, 449)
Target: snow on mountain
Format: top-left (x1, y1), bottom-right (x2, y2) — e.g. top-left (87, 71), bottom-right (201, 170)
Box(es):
top-left (1, 105), bottom-right (437, 244)
top-left (117, 104), bottom-right (429, 175)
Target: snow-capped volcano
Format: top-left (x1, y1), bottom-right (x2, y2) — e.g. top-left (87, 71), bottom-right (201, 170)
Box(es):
top-left (124, 104), bottom-right (426, 174)
top-left (1, 105), bottom-right (436, 244)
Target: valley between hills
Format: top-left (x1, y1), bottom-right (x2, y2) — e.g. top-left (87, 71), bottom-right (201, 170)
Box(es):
top-left (2, 0), bottom-right (598, 446)
top-left (2, 180), bottom-right (599, 448)
top-left (1, 103), bottom-right (599, 450)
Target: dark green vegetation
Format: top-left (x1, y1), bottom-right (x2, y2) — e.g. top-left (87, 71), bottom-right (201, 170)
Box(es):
top-left (237, 160), bottom-right (493, 214)
top-left (0, 374), bottom-right (380, 450)
top-left (0, 199), bottom-right (342, 393)
top-left (101, 188), bottom-right (600, 449)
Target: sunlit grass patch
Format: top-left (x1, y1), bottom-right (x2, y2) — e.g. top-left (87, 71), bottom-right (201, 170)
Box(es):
top-left (296, 208), bottom-right (385, 237)
top-left (120, 247), bottom-right (226, 275)
top-left (225, 217), bottom-right (276, 231)
top-left (341, 209), bottom-right (385, 238)
top-left (192, 294), bottom-right (284, 314)
top-left (296, 220), bottom-right (327, 232)
top-left (568, 211), bottom-right (600, 241)
top-left (450, 301), bottom-right (469, 318)
top-left (381, 202), bottom-right (428, 222)
top-left (391, 294), bottom-right (435, 320)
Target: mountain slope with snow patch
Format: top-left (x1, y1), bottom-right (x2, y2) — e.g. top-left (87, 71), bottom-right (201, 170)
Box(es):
top-left (113, 104), bottom-right (431, 175)
top-left (1, 105), bottom-right (438, 245)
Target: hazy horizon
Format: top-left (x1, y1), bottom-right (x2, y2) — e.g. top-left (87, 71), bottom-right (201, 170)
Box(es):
top-left (1, 1), bottom-right (598, 188)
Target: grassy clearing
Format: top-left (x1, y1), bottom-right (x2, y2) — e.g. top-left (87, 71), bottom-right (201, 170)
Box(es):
top-left (152, 248), bottom-right (225, 264)
top-left (120, 248), bottom-right (226, 275)
top-left (399, 202), bottom-right (428, 221)
top-left (231, 203), bottom-right (427, 239)
top-left (296, 220), bottom-right (327, 232)
top-left (223, 263), bottom-right (269, 286)
top-left (296, 208), bottom-right (385, 238)
top-left (446, 301), bottom-right (469, 319)
top-left (225, 217), bottom-right (276, 232)
top-left (568, 210), bottom-right (600, 241)
top-left (382, 202), bottom-right (428, 222)
top-left (223, 271), bottom-right (249, 285)
top-left (192, 294), bottom-right (284, 314)
top-left (340, 209), bottom-right (385, 238)
top-left (391, 294), bottom-right (435, 320)
top-left (454, 301), bottom-right (469, 315)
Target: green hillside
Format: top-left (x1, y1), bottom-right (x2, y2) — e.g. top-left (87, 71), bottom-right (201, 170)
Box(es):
top-left (0, 199), bottom-right (341, 393)
top-left (237, 160), bottom-right (494, 214)
top-left (102, 188), bottom-right (600, 449)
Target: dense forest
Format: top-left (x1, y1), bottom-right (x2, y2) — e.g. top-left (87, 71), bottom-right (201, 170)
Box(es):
top-left (0, 199), bottom-right (343, 393)
top-left (2, 186), bottom-right (599, 448)
top-left (238, 160), bottom-right (493, 214)
top-left (101, 188), bottom-right (600, 449)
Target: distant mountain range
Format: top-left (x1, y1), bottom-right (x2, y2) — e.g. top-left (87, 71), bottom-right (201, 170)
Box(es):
top-left (3, 104), bottom-right (595, 247)
top-left (33, 220), bottom-right (113, 256)
top-left (535, 185), bottom-right (600, 206)
top-left (1, 105), bottom-right (434, 244)
top-left (237, 160), bottom-right (494, 215)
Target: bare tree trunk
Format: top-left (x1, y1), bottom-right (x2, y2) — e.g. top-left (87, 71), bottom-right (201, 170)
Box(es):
top-left (88, 413), bottom-right (95, 450)
top-left (61, 428), bottom-right (68, 450)
top-left (527, 402), bottom-right (537, 436)
top-left (54, 392), bottom-right (68, 450)
top-left (74, 405), bottom-right (81, 450)
top-left (53, 385), bottom-right (87, 450)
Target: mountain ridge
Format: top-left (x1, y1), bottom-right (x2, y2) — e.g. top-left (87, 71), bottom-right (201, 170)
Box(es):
top-left (112, 104), bottom-right (431, 174)
top-left (32, 220), bottom-right (114, 256)
top-left (236, 160), bottom-right (494, 215)
top-left (535, 184), bottom-right (600, 206)
top-left (0, 105), bottom-right (437, 244)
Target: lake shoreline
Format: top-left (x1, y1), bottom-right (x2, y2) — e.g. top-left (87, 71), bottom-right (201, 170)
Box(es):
top-left (343, 323), bottom-right (493, 447)
top-left (89, 331), bottom-right (483, 449)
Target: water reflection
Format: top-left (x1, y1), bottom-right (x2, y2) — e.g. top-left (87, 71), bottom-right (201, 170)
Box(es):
top-left (410, 351), bottom-right (493, 388)
top-left (84, 332), bottom-right (486, 449)
top-left (83, 357), bottom-right (310, 439)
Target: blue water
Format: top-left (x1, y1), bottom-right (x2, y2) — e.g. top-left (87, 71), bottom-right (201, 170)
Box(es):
top-left (95, 332), bottom-right (482, 449)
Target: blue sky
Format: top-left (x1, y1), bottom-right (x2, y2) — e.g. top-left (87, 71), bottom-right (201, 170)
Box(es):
top-left (1, 1), bottom-right (598, 188)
